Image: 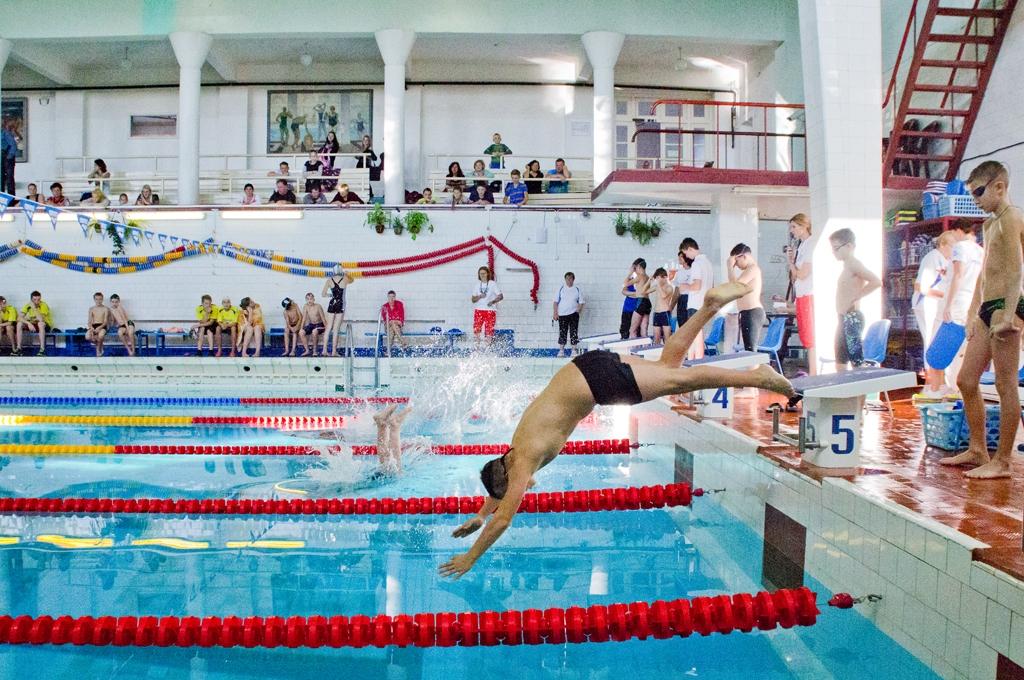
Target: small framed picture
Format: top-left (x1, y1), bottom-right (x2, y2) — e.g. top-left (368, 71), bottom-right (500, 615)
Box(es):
top-left (129, 114), bottom-right (177, 138)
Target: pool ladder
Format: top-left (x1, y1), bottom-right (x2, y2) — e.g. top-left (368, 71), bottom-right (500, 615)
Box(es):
top-left (341, 316), bottom-right (383, 393)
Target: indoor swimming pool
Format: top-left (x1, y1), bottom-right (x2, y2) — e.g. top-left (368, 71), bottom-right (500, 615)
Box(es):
top-left (0, 387), bottom-right (938, 679)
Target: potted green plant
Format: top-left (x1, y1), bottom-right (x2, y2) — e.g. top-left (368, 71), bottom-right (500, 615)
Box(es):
top-left (629, 216), bottom-right (655, 246)
top-left (391, 214), bottom-right (404, 235)
top-left (89, 218), bottom-right (126, 255)
top-left (648, 215), bottom-right (664, 238)
top-left (613, 211), bottom-right (628, 236)
top-left (404, 211), bottom-right (434, 241)
top-left (365, 204), bottom-right (389, 234)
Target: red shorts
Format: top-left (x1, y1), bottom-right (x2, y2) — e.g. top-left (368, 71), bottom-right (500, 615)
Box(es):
top-left (795, 295), bottom-right (814, 349)
top-left (473, 309), bottom-right (497, 336)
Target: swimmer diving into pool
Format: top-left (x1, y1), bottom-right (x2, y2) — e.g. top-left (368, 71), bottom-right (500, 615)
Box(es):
top-left (439, 281), bottom-right (795, 578)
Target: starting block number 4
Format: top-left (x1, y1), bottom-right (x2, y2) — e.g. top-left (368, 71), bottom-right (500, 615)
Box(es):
top-left (697, 386), bottom-right (733, 418)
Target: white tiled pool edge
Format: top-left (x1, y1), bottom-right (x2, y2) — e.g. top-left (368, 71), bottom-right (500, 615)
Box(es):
top-left (643, 398), bottom-right (1024, 680)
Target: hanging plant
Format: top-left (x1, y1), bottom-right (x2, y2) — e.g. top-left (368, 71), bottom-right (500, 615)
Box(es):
top-left (391, 215), bottom-right (404, 235)
top-left (89, 219), bottom-right (125, 255)
top-left (629, 216), bottom-right (655, 246)
top-left (365, 204), bottom-right (389, 232)
top-left (403, 211), bottom-right (434, 241)
top-left (613, 211), bottom-right (628, 237)
top-left (648, 215), bottom-right (664, 238)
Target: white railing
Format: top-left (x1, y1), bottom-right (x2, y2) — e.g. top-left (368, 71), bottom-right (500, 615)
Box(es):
top-left (56, 153), bottom-right (373, 176)
top-left (424, 168), bottom-right (594, 197)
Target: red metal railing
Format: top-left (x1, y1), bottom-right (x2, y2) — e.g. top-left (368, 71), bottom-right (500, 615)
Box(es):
top-left (884, 0), bottom-right (921, 110)
top-left (633, 100), bottom-right (807, 173)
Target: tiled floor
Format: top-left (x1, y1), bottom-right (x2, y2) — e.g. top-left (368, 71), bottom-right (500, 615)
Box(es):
top-left (670, 391), bottom-right (1024, 581)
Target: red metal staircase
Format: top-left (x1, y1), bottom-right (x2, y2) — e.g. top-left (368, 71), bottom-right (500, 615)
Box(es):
top-left (883, 0), bottom-right (1018, 190)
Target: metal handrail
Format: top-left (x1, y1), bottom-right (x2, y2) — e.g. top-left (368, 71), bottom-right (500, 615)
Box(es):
top-left (344, 321), bottom-right (355, 392)
top-left (884, 0), bottom-right (920, 110)
top-left (373, 308), bottom-right (384, 391)
top-left (56, 152), bottom-right (372, 176)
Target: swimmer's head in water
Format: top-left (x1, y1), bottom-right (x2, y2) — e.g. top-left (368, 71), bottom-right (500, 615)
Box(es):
top-left (480, 454), bottom-right (509, 500)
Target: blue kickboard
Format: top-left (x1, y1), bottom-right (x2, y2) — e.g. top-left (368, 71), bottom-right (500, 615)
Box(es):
top-left (925, 322), bottom-right (966, 370)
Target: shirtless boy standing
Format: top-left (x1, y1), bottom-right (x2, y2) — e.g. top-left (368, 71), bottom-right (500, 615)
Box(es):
top-left (85, 292), bottom-right (111, 357)
top-left (727, 244), bottom-right (765, 351)
top-left (646, 268), bottom-right (675, 345)
top-left (108, 294), bottom-right (135, 356)
top-left (299, 292), bottom-right (326, 357)
top-left (829, 229), bottom-right (881, 370)
top-left (281, 297), bottom-right (302, 357)
top-left (939, 161), bottom-right (1023, 479)
top-left (623, 258), bottom-right (651, 339)
top-left (439, 281), bottom-right (794, 578)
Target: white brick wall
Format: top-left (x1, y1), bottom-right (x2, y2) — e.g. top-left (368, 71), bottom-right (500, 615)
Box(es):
top-left (960, 6), bottom-right (1024, 205)
top-left (1, 208), bottom-right (787, 347)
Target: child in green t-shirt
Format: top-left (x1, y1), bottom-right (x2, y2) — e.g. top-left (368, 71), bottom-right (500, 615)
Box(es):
top-left (484, 133), bottom-right (512, 169)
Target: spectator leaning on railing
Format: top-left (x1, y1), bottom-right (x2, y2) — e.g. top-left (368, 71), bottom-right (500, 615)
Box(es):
top-left (268, 179), bottom-right (297, 205)
top-left (330, 184), bottom-right (363, 206)
top-left (484, 133), bottom-right (512, 170)
top-left (444, 161), bottom-right (466, 193)
top-left (240, 183), bottom-right (260, 205)
top-left (303, 185), bottom-right (327, 205)
top-left (135, 184), bottom-right (160, 206)
top-left (47, 182), bottom-right (70, 207)
top-left (469, 184), bottom-right (494, 205)
top-left (449, 186), bottom-right (468, 206)
top-left (416, 188), bottom-right (436, 204)
top-left (545, 158), bottom-right (572, 193)
top-left (525, 159), bottom-right (544, 195)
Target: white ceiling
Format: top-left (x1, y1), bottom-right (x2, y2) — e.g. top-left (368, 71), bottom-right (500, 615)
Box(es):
top-left (1, 33), bottom-right (776, 89)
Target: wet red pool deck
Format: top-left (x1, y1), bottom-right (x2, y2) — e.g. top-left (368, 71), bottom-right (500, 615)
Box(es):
top-left (670, 392), bottom-right (1024, 582)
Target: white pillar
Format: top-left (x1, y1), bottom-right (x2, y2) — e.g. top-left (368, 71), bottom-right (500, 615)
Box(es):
top-left (375, 29), bottom-right (416, 204)
top-left (0, 38), bottom-right (11, 99)
top-left (582, 32), bottom-right (624, 186)
top-left (797, 0), bottom-right (883, 366)
top-left (713, 194), bottom-right (759, 353)
top-left (170, 31), bottom-right (212, 206)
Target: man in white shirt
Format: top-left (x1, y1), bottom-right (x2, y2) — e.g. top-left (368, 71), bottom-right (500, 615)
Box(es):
top-left (942, 220), bottom-right (985, 392)
top-left (552, 272), bottom-right (585, 357)
top-left (676, 238), bottom-right (715, 359)
top-left (914, 231), bottom-right (956, 398)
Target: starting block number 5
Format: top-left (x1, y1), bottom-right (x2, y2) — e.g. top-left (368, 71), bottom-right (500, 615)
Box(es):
top-left (831, 415), bottom-right (856, 455)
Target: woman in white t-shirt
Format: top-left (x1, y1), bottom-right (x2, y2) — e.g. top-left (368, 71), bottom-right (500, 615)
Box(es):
top-left (787, 213), bottom-right (815, 375)
top-left (914, 232), bottom-right (955, 398)
top-left (471, 266), bottom-right (503, 346)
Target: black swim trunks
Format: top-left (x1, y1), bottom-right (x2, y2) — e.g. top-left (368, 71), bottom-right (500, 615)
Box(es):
top-left (635, 298), bottom-right (652, 316)
top-left (652, 311), bottom-right (671, 327)
top-left (978, 297), bottom-right (1024, 327)
top-left (571, 350), bottom-right (644, 405)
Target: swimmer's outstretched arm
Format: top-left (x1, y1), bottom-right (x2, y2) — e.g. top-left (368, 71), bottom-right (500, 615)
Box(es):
top-left (439, 471), bottom-right (531, 579)
top-left (451, 496), bottom-right (500, 538)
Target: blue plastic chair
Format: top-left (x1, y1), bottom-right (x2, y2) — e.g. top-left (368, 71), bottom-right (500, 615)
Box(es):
top-left (703, 316), bottom-right (725, 356)
top-left (861, 319), bottom-right (891, 366)
top-left (756, 316), bottom-right (787, 373)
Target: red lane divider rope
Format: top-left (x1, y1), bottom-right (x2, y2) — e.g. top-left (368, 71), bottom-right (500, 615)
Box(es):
top-left (0, 587), bottom-right (819, 649)
top-left (0, 482), bottom-right (697, 518)
top-left (190, 416), bottom-right (346, 428)
top-left (107, 438), bottom-right (630, 457)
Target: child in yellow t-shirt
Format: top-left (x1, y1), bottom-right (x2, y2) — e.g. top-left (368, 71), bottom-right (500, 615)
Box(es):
top-left (0, 295), bottom-right (18, 354)
top-left (19, 290), bottom-right (53, 356)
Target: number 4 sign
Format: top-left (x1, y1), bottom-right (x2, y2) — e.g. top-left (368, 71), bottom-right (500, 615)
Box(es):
top-left (697, 386), bottom-right (733, 418)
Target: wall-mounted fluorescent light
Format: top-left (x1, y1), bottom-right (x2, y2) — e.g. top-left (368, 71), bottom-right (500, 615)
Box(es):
top-left (221, 209), bottom-right (304, 220)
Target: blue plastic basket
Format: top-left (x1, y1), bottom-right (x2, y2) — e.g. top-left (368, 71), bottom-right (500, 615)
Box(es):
top-left (937, 194), bottom-right (986, 218)
top-left (921, 402), bottom-right (1000, 450)
top-left (922, 202), bottom-right (939, 220)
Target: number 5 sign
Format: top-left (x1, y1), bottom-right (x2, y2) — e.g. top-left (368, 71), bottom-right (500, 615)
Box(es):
top-left (802, 396), bottom-right (863, 467)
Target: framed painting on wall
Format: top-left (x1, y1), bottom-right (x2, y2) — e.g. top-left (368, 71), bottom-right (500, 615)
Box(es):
top-left (266, 90), bottom-right (372, 154)
top-left (1, 97), bottom-right (28, 162)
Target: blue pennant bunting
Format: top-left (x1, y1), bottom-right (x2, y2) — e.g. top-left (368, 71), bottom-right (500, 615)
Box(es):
top-left (144, 230), bottom-right (154, 245)
top-left (20, 200), bottom-right (38, 225)
top-left (77, 214), bottom-right (91, 237)
top-left (130, 228), bottom-right (141, 246)
top-left (0, 192), bottom-right (12, 218)
top-left (45, 206), bottom-right (60, 230)
top-left (115, 225), bottom-right (126, 241)
top-left (158, 234), bottom-right (167, 250)
top-left (170, 236), bottom-right (179, 247)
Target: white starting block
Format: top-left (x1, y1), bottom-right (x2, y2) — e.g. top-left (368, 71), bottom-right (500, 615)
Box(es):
top-left (631, 344), bottom-right (664, 360)
top-left (681, 351), bottom-right (768, 418)
top-left (601, 337), bottom-right (654, 356)
top-left (581, 333), bottom-right (625, 351)
top-left (772, 367), bottom-right (916, 468)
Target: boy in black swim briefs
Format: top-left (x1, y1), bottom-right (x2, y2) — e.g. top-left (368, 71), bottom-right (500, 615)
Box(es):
top-left (938, 161), bottom-right (1024, 480)
top-left (439, 281), bottom-right (795, 578)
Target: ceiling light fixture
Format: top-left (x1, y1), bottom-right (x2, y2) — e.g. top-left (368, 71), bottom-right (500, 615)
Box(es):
top-left (673, 47), bottom-right (688, 72)
top-left (687, 56), bottom-right (722, 70)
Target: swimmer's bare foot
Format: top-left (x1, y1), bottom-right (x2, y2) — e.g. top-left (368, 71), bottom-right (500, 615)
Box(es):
top-left (938, 448), bottom-right (989, 467)
top-left (704, 282), bottom-right (751, 311)
top-left (389, 405), bottom-right (413, 426)
top-left (215, 349), bottom-right (222, 358)
top-left (452, 516), bottom-right (484, 538)
top-left (964, 457), bottom-right (1012, 479)
top-left (752, 364), bottom-right (795, 397)
top-left (298, 347), bottom-right (309, 357)
top-left (373, 403), bottom-right (400, 426)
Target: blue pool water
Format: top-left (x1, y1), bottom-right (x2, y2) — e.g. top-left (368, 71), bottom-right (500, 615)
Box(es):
top-left (0, 400), bottom-right (937, 679)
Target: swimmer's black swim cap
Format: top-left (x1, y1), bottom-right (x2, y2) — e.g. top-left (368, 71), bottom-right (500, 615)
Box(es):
top-left (480, 455), bottom-right (509, 500)
top-left (281, 297), bottom-right (292, 309)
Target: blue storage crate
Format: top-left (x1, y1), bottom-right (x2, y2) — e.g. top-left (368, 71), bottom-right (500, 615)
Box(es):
top-left (920, 402), bottom-right (1000, 450)
top-left (937, 194), bottom-right (986, 218)
top-left (922, 202), bottom-right (939, 220)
